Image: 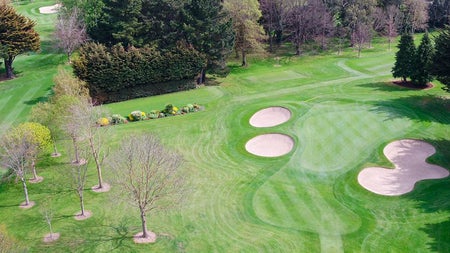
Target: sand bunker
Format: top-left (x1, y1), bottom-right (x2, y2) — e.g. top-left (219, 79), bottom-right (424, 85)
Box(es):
top-left (249, 107), bottom-right (292, 127)
top-left (245, 134), bottom-right (294, 157)
top-left (39, 4), bottom-right (61, 14)
top-left (358, 139), bottom-right (449, 196)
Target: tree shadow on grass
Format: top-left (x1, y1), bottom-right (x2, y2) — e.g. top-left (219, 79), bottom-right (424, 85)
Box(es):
top-left (34, 217), bottom-right (149, 252)
top-left (357, 81), bottom-right (414, 92)
top-left (23, 86), bottom-right (52, 105)
top-left (370, 95), bottom-right (450, 125)
top-left (406, 139), bottom-right (450, 252)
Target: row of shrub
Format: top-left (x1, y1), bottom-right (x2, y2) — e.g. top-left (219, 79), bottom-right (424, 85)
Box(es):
top-left (97, 103), bottom-right (202, 126)
top-left (73, 43), bottom-right (206, 104)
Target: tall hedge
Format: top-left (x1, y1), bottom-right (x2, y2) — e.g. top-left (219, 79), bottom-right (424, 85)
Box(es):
top-left (73, 43), bottom-right (206, 103)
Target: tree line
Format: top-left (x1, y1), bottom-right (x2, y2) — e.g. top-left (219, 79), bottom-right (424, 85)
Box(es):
top-left (1, 0), bottom-right (450, 92)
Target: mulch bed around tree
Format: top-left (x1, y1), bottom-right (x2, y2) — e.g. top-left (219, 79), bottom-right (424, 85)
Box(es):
top-left (392, 80), bottom-right (434, 90)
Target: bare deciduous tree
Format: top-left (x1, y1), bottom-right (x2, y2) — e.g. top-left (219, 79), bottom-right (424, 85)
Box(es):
top-left (0, 130), bottom-right (36, 207)
top-left (259, 0), bottom-right (284, 52)
top-left (54, 7), bottom-right (87, 63)
top-left (40, 197), bottom-right (60, 242)
top-left (63, 99), bottom-right (89, 165)
top-left (81, 101), bottom-right (110, 191)
top-left (69, 156), bottom-right (90, 219)
top-left (400, 0), bottom-right (429, 33)
top-left (284, 0), bottom-right (334, 55)
top-left (385, 5), bottom-right (401, 51)
top-left (64, 98), bottom-right (110, 191)
top-left (109, 134), bottom-right (184, 242)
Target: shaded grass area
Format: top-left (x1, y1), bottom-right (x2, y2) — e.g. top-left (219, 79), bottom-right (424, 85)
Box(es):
top-left (0, 1), bottom-right (449, 252)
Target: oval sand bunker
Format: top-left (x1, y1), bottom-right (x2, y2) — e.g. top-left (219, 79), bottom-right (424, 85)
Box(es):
top-left (245, 134), bottom-right (294, 157)
top-left (249, 107), bottom-right (291, 127)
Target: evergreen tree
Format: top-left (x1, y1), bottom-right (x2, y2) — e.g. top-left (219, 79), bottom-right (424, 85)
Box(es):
top-left (392, 33), bottom-right (416, 82)
top-left (182, 0), bottom-right (235, 82)
top-left (88, 0), bottom-right (143, 46)
top-left (430, 26), bottom-right (450, 91)
top-left (0, 4), bottom-right (40, 79)
top-left (411, 32), bottom-right (434, 87)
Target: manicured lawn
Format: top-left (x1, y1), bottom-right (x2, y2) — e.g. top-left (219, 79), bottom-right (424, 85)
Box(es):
top-left (0, 1), bottom-right (449, 252)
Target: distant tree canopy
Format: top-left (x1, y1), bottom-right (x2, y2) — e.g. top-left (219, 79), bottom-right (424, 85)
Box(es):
top-left (0, 3), bottom-right (40, 79)
top-left (63, 0), bottom-right (233, 76)
top-left (73, 42), bottom-right (206, 103)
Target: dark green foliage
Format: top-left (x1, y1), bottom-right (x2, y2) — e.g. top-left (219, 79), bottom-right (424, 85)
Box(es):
top-left (60, 0), bottom-right (106, 32)
top-left (88, 0), bottom-right (143, 46)
top-left (73, 42), bottom-right (206, 103)
top-left (181, 0), bottom-right (235, 78)
top-left (431, 26), bottom-right (450, 91)
top-left (392, 33), bottom-right (416, 82)
top-left (0, 4), bottom-right (40, 79)
top-left (428, 0), bottom-right (450, 28)
top-left (411, 32), bottom-right (434, 87)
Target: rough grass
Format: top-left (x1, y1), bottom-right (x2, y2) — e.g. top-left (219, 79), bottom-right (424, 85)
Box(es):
top-left (0, 1), bottom-right (449, 252)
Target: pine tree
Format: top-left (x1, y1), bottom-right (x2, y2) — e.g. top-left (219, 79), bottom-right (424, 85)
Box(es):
top-left (182, 0), bottom-right (235, 82)
top-left (431, 26), bottom-right (450, 91)
top-left (411, 32), bottom-right (434, 87)
top-left (392, 33), bottom-right (416, 82)
top-left (0, 4), bottom-right (40, 79)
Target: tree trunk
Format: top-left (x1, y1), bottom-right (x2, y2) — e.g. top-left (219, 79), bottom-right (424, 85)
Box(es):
top-left (21, 177), bottom-right (30, 205)
top-left (388, 37), bottom-right (392, 51)
top-left (268, 32), bottom-right (274, 52)
top-left (72, 136), bottom-right (80, 164)
top-left (5, 56), bottom-right (15, 79)
top-left (241, 50), bottom-right (247, 67)
top-left (31, 159), bottom-right (38, 180)
top-left (90, 138), bottom-right (103, 188)
top-left (79, 191), bottom-right (85, 216)
top-left (140, 207), bottom-right (148, 238)
top-left (51, 136), bottom-right (59, 155)
top-left (47, 219), bottom-right (53, 236)
top-left (295, 43), bottom-right (301, 56)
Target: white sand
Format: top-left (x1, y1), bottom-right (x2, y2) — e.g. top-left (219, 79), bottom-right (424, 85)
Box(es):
top-left (249, 107), bottom-right (291, 127)
top-left (245, 134), bottom-right (294, 157)
top-left (358, 139), bottom-right (449, 196)
top-left (39, 4), bottom-right (61, 14)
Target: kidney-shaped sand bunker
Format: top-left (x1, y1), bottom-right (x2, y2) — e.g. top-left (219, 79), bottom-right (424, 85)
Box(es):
top-left (245, 134), bottom-right (294, 157)
top-left (249, 107), bottom-right (292, 127)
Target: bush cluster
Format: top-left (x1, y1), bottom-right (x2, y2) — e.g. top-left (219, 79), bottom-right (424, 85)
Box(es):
top-left (73, 43), bottom-right (206, 104)
top-left (97, 103), bottom-right (202, 126)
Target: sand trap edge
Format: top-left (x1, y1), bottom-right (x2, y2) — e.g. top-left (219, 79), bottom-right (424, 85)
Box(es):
top-left (357, 139), bottom-right (449, 196)
top-left (249, 106), bottom-right (292, 128)
top-left (245, 133), bottom-right (295, 158)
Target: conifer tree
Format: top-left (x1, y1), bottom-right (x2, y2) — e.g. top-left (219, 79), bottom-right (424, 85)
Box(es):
top-left (411, 32), bottom-right (434, 87)
top-left (182, 0), bottom-right (234, 82)
top-left (0, 4), bottom-right (40, 79)
top-left (392, 33), bottom-right (416, 82)
top-left (430, 26), bottom-right (450, 91)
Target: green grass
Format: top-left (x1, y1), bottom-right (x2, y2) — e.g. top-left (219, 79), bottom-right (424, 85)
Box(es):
top-left (0, 1), bottom-right (449, 252)
top-left (0, 0), bottom-right (64, 130)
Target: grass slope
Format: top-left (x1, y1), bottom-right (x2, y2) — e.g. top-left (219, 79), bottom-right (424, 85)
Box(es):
top-left (0, 1), bottom-right (449, 252)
